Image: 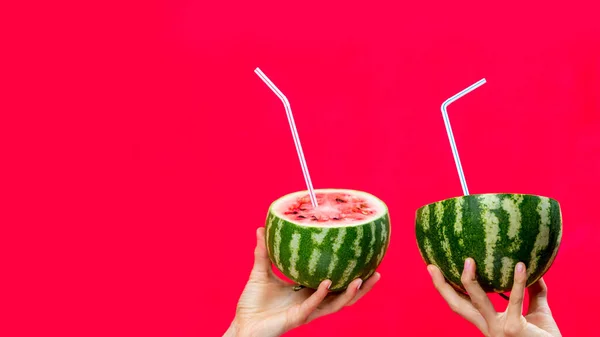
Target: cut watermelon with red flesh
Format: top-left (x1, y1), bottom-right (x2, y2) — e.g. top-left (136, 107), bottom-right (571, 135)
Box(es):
top-left (282, 192), bottom-right (377, 223)
top-left (266, 189), bottom-right (391, 291)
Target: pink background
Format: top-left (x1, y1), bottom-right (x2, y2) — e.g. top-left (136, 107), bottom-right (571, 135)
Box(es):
top-left (2, 0), bottom-right (599, 336)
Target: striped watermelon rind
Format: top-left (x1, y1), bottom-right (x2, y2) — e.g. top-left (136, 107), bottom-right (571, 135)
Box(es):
top-left (415, 193), bottom-right (562, 293)
top-left (265, 189), bottom-right (391, 292)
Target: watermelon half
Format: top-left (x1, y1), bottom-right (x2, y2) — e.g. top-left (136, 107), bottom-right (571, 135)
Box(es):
top-left (265, 189), bottom-right (391, 291)
top-left (415, 193), bottom-right (562, 293)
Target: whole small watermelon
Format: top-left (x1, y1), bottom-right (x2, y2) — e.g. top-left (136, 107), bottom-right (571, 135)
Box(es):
top-left (265, 189), bottom-right (391, 292)
top-left (415, 193), bottom-right (562, 293)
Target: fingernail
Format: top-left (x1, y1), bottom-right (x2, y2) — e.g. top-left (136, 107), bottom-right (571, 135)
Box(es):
top-left (516, 262), bottom-right (525, 273)
top-left (326, 280), bottom-right (332, 289)
top-left (357, 279), bottom-right (363, 290)
top-left (427, 265), bottom-right (433, 278)
top-left (464, 258), bottom-right (472, 270)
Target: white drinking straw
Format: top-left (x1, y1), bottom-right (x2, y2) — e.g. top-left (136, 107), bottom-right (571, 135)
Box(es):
top-left (441, 78), bottom-right (487, 196)
top-left (254, 67), bottom-right (318, 208)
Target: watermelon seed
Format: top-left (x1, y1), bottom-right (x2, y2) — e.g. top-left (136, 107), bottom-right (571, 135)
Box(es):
top-left (297, 215), bottom-right (306, 219)
top-left (335, 198), bottom-right (346, 203)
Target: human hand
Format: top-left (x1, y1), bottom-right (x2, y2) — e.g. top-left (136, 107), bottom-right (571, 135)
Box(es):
top-left (428, 258), bottom-right (561, 337)
top-left (224, 227), bottom-right (381, 337)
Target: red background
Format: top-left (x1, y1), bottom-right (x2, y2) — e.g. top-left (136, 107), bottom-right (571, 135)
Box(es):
top-left (1, 1), bottom-right (599, 336)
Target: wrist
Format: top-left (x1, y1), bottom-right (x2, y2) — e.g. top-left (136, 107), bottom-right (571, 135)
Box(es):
top-left (223, 319), bottom-right (242, 337)
top-left (223, 318), bottom-right (283, 337)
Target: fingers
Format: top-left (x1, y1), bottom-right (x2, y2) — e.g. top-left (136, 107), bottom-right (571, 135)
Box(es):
top-left (461, 258), bottom-right (498, 325)
top-left (314, 278), bottom-right (362, 318)
top-left (505, 262), bottom-right (527, 332)
top-left (347, 272), bottom-right (380, 306)
top-left (428, 265), bottom-right (488, 333)
top-left (295, 280), bottom-right (331, 323)
top-left (527, 277), bottom-right (551, 315)
top-left (251, 227), bottom-right (273, 276)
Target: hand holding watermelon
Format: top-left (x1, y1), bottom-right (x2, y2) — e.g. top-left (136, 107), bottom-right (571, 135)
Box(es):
top-left (428, 258), bottom-right (562, 337)
top-left (223, 227), bottom-right (381, 337)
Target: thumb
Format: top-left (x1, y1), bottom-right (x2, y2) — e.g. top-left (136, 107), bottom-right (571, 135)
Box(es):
top-left (251, 227), bottom-right (273, 277)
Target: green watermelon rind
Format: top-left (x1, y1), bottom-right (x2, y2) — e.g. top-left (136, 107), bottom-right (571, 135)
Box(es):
top-left (415, 193), bottom-right (562, 293)
top-left (265, 189), bottom-right (391, 292)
